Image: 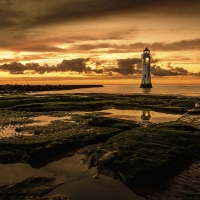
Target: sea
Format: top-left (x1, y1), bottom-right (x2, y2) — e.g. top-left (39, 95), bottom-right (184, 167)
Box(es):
top-left (36, 84), bottom-right (200, 97)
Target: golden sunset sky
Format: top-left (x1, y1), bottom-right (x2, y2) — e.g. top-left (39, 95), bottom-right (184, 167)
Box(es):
top-left (0, 0), bottom-right (200, 84)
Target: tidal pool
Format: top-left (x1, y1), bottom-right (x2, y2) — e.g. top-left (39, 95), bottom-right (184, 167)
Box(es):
top-left (0, 115), bottom-right (72, 138)
top-left (0, 124), bottom-right (33, 138)
top-left (1, 153), bottom-right (199, 199)
top-left (102, 108), bottom-right (181, 123)
top-left (28, 115), bottom-right (71, 126)
top-left (0, 109), bottom-right (181, 138)
top-left (0, 154), bottom-right (143, 200)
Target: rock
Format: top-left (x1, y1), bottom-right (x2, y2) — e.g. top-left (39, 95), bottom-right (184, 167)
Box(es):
top-left (47, 194), bottom-right (71, 200)
top-left (0, 176), bottom-right (65, 200)
top-left (93, 173), bottom-right (100, 179)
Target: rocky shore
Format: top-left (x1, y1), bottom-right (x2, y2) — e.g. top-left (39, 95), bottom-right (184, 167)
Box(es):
top-left (0, 93), bottom-right (200, 199)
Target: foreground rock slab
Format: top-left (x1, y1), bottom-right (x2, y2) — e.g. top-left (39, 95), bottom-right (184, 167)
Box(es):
top-left (0, 176), bottom-right (66, 200)
top-left (91, 121), bottom-right (200, 186)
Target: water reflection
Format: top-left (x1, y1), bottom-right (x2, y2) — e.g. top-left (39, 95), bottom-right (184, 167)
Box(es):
top-left (0, 115), bottom-right (72, 138)
top-left (0, 154), bottom-right (144, 200)
top-left (141, 87), bottom-right (151, 95)
top-left (28, 115), bottom-right (71, 126)
top-left (0, 124), bottom-right (33, 138)
top-left (102, 108), bottom-right (181, 123)
top-left (141, 110), bottom-right (151, 121)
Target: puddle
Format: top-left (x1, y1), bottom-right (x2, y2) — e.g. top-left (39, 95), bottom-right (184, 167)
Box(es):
top-left (0, 115), bottom-right (72, 138)
top-left (101, 108), bottom-right (181, 123)
top-left (28, 115), bottom-right (71, 126)
top-left (0, 124), bottom-right (33, 138)
top-left (0, 154), bottom-right (143, 200)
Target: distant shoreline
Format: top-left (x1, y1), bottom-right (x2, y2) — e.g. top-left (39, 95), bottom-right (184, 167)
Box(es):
top-left (0, 84), bottom-right (103, 94)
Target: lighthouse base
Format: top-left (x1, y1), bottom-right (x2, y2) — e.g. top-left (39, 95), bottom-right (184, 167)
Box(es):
top-left (140, 83), bottom-right (152, 88)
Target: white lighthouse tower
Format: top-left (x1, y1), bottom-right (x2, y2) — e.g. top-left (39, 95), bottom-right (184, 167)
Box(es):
top-left (140, 47), bottom-right (152, 88)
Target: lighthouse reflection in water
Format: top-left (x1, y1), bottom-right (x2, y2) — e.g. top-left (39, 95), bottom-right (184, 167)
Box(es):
top-left (141, 110), bottom-right (151, 121)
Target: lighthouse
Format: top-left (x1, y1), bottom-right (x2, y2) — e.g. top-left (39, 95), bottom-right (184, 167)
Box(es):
top-left (140, 47), bottom-right (152, 88)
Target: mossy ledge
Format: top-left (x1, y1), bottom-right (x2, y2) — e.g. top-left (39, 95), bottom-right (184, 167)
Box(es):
top-left (0, 126), bottom-right (122, 164)
top-left (0, 93), bottom-right (198, 114)
top-left (91, 121), bottom-right (200, 186)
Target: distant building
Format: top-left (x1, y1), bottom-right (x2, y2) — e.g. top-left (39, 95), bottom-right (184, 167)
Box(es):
top-left (140, 47), bottom-right (152, 88)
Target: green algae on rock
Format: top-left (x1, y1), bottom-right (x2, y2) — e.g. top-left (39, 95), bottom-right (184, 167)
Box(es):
top-left (0, 94), bottom-right (198, 114)
top-left (91, 121), bottom-right (200, 186)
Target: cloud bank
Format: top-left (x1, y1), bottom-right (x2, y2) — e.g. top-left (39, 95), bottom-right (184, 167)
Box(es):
top-left (0, 58), bottom-right (197, 77)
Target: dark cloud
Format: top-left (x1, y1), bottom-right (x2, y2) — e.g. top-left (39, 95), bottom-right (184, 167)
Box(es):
top-left (116, 39), bottom-right (200, 52)
top-left (190, 72), bottom-right (200, 76)
top-left (150, 39), bottom-right (200, 51)
top-left (26, 63), bottom-right (57, 74)
top-left (57, 59), bottom-right (87, 73)
top-left (0, 0), bottom-right (199, 63)
top-left (151, 63), bottom-right (189, 76)
top-left (0, 58), bottom-right (87, 74)
top-left (70, 38), bottom-right (200, 54)
top-left (1, 0), bottom-right (199, 30)
top-left (86, 57), bottom-right (142, 75)
top-left (0, 62), bottom-right (27, 74)
top-left (114, 58), bottom-right (141, 75)
top-left (2, 37), bottom-right (200, 55)
top-left (167, 64), bottom-right (188, 75)
top-left (0, 58), bottom-right (19, 64)
top-left (0, 57), bottom-right (196, 77)
top-left (12, 45), bottom-right (65, 53)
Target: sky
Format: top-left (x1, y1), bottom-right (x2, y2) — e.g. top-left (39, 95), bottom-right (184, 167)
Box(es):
top-left (0, 0), bottom-right (200, 85)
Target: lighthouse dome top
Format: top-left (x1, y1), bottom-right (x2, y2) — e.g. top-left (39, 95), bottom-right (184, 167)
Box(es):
top-left (144, 47), bottom-right (150, 51)
top-left (143, 47), bottom-right (150, 54)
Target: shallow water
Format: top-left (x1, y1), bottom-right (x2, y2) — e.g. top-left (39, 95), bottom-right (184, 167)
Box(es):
top-left (0, 124), bottom-right (33, 138)
top-left (0, 154), bottom-right (143, 200)
top-left (0, 115), bottom-right (72, 138)
top-left (102, 108), bottom-right (181, 123)
top-left (32, 84), bottom-right (200, 97)
top-left (29, 115), bottom-right (71, 126)
top-left (1, 153), bottom-right (200, 199)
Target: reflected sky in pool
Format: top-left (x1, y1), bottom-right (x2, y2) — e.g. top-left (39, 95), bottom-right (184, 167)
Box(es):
top-left (102, 108), bottom-right (181, 123)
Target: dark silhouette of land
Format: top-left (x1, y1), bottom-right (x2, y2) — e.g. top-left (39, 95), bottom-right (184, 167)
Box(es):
top-left (0, 84), bottom-right (103, 94)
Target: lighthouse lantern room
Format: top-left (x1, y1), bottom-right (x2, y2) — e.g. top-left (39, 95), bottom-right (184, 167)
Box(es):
top-left (140, 47), bottom-right (152, 88)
